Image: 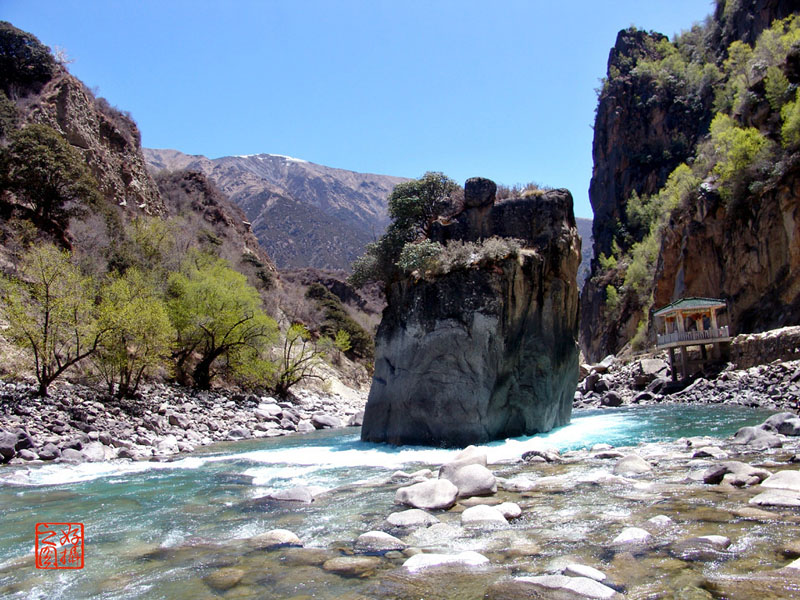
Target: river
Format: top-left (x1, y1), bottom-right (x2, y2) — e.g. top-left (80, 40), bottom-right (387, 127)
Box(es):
top-left (0, 405), bottom-right (779, 599)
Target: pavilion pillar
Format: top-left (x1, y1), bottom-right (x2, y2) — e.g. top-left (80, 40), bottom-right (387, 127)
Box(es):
top-left (668, 347), bottom-right (677, 382)
top-left (680, 346), bottom-right (689, 381)
top-left (710, 308), bottom-right (719, 334)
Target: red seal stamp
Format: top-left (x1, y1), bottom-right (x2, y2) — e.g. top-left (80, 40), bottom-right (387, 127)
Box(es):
top-left (35, 523), bottom-right (84, 569)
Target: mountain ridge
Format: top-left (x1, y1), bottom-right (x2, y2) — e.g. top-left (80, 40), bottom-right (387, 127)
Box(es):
top-left (144, 148), bottom-right (408, 271)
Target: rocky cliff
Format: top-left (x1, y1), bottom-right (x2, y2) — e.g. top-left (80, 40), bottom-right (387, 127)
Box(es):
top-left (360, 179), bottom-right (580, 447)
top-left (581, 0), bottom-right (800, 362)
top-left (25, 72), bottom-right (164, 216)
top-left (144, 148), bottom-right (407, 271)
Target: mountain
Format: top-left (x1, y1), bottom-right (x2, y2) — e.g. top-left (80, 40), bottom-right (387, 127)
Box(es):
top-left (581, 0), bottom-right (800, 361)
top-left (144, 148), bottom-right (408, 271)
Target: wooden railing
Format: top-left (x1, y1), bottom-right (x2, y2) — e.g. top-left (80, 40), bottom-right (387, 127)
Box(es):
top-left (657, 326), bottom-right (730, 348)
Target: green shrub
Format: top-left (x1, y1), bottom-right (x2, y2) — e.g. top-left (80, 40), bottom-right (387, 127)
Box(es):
top-left (708, 113), bottom-right (771, 200)
top-left (397, 239), bottom-right (443, 274)
top-left (605, 285), bottom-right (620, 313)
top-left (781, 89), bottom-right (800, 148)
top-left (764, 65), bottom-right (791, 111)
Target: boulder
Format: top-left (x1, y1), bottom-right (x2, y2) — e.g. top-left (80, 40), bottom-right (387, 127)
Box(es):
top-left (749, 488), bottom-right (800, 507)
top-left (17, 449), bottom-right (37, 461)
top-left (14, 429), bottom-right (35, 451)
top-left (702, 461), bottom-right (771, 486)
top-left (226, 428), bottom-right (251, 440)
top-left (613, 454), bottom-right (652, 475)
top-left (486, 575), bottom-right (620, 600)
top-left (497, 502), bottom-right (522, 519)
top-left (564, 564), bottom-right (608, 582)
top-left (671, 535), bottom-right (733, 562)
top-left (760, 470), bottom-right (800, 492)
top-left (311, 413), bottom-right (341, 429)
top-left (203, 567), bottom-right (245, 591)
top-left (463, 177), bottom-right (497, 208)
top-left (646, 515), bottom-right (674, 529)
top-left (322, 556), bottom-right (381, 577)
top-left (386, 509), bottom-right (440, 529)
top-left (347, 411), bottom-right (365, 427)
top-left (521, 447), bottom-right (562, 463)
top-left (402, 551), bottom-right (489, 572)
top-left (601, 391), bottom-right (623, 407)
top-left (167, 413), bottom-right (190, 429)
top-left (442, 463), bottom-right (497, 498)
top-left (731, 426), bottom-right (782, 448)
top-left (59, 448), bottom-right (86, 462)
top-left (693, 446), bottom-right (729, 460)
top-left (611, 527), bottom-right (652, 546)
top-left (635, 358), bottom-right (668, 387)
top-left (439, 446), bottom-right (487, 479)
top-left (247, 529), bottom-right (302, 549)
top-left (265, 486), bottom-right (314, 503)
top-left (0, 431), bottom-right (17, 463)
top-left (354, 531), bottom-right (407, 553)
top-left (395, 479), bottom-right (458, 510)
top-left (296, 420), bottom-right (316, 433)
top-left (155, 435), bottom-right (179, 455)
top-left (461, 504), bottom-right (508, 526)
top-left (360, 186), bottom-right (580, 446)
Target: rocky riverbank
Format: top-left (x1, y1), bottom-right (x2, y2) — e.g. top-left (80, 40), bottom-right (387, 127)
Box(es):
top-left (0, 380), bottom-right (365, 465)
top-left (574, 354), bottom-right (800, 413)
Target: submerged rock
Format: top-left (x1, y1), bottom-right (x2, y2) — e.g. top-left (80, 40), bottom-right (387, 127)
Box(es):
top-left (402, 550), bottom-right (489, 572)
top-left (354, 531), bottom-right (407, 554)
top-left (361, 184), bottom-right (580, 446)
top-left (486, 575), bottom-right (621, 599)
top-left (386, 509), bottom-right (440, 529)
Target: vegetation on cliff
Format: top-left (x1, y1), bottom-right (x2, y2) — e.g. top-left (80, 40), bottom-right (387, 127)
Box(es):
top-left (0, 23), bottom-right (367, 399)
top-left (585, 6), bottom-right (800, 358)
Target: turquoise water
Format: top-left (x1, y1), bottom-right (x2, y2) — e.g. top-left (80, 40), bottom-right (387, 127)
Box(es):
top-left (0, 405), bottom-right (774, 599)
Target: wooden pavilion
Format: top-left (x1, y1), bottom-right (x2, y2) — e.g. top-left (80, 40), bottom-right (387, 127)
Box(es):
top-left (653, 297), bottom-right (732, 382)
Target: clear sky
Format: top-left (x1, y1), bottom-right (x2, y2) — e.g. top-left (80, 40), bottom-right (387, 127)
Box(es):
top-left (4, 1), bottom-right (715, 219)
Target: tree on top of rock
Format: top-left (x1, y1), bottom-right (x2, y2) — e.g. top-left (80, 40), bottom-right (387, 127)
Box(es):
top-left (349, 171), bottom-right (459, 289)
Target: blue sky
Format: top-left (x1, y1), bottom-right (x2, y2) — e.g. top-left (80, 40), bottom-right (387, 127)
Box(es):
top-left (4, 1), bottom-right (715, 219)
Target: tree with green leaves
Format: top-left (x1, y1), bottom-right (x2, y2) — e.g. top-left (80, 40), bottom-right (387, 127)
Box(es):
top-left (349, 171), bottom-right (459, 288)
top-left (1, 123), bottom-right (101, 233)
top-left (0, 243), bottom-right (103, 396)
top-left (0, 21), bottom-right (56, 96)
top-left (167, 252), bottom-right (278, 390)
top-left (93, 269), bottom-right (174, 398)
top-left (271, 323), bottom-right (327, 398)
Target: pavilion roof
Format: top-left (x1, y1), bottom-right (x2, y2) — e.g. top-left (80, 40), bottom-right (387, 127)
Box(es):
top-left (653, 297), bottom-right (727, 317)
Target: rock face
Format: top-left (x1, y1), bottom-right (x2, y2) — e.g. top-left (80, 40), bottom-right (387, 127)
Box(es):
top-left (361, 183), bottom-right (580, 446)
top-left (26, 71), bottom-right (163, 215)
top-left (580, 0), bottom-right (799, 361)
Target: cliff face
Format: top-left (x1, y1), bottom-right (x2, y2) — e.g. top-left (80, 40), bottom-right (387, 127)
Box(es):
top-left (25, 72), bottom-right (163, 216)
top-left (361, 181), bottom-right (580, 447)
top-left (581, 0), bottom-right (799, 362)
top-left (655, 165), bottom-right (800, 334)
